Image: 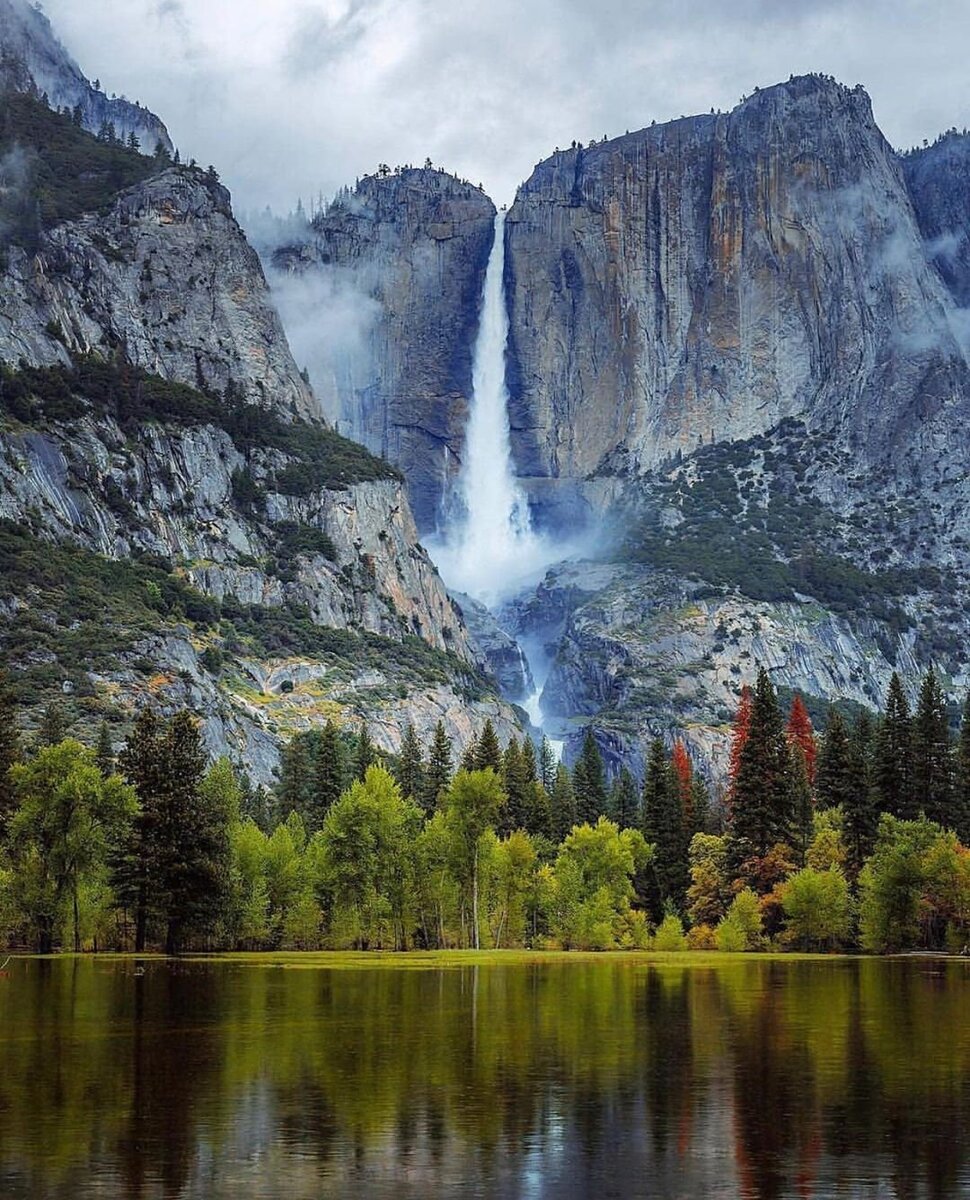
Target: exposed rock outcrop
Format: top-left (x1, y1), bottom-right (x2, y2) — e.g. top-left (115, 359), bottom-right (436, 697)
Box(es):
top-left (904, 131), bottom-right (970, 309)
top-left (505, 75), bottom-right (970, 529)
top-left (0, 0), bottom-right (172, 153)
top-left (1, 168), bottom-right (318, 419)
top-left (270, 168), bottom-right (496, 531)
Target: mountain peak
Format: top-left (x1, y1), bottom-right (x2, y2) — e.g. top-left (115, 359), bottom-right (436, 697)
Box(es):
top-left (0, 0), bottom-right (172, 154)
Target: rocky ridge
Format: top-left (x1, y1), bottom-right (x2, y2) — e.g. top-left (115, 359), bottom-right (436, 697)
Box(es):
top-left (270, 168), bottom-right (496, 531)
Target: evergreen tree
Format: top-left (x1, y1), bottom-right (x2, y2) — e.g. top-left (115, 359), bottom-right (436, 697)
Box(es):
top-left (611, 768), bottom-right (640, 829)
top-left (956, 695), bottom-right (970, 844)
top-left (395, 722), bottom-right (424, 807)
top-left (641, 738), bottom-right (688, 916)
top-left (501, 738), bottom-right (531, 834)
top-left (95, 720), bottom-right (115, 778)
top-left (690, 775), bottom-right (712, 835)
top-left (474, 720), bottom-right (502, 774)
top-left (116, 709), bottom-right (229, 953)
top-left (423, 721), bottom-right (453, 811)
top-left (816, 708), bottom-right (853, 811)
top-left (313, 720), bottom-right (345, 826)
top-left (729, 667), bottom-right (793, 871)
top-left (874, 672), bottom-right (914, 819)
top-left (727, 684), bottom-right (753, 820)
top-left (785, 694), bottom-right (817, 785)
top-left (550, 762), bottom-right (577, 844)
top-left (573, 730), bottom-right (607, 824)
top-left (159, 712), bottom-right (228, 953)
top-left (539, 737), bottom-right (557, 795)
top-left (459, 737), bottom-right (478, 774)
top-left (912, 668), bottom-right (954, 828)
top-left (354, 724), bottom-right (376, 781)
top-left (0, 668), bottom-right (21, 833)
top-left (520, 737), bottom-right (538, 785)
top-left (844, 710), bottom-right (879, 878)
top-left (789, 744), bottom-right (814, 864)
top-left (38, 701), bottom-right (67, 747)
top-left (277, 732), bottom-right (314, 821)
top-left (114, 707), bottom-right (164, 951)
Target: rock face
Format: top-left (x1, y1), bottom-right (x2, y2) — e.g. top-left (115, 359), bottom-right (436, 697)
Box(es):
top-left (0, 0), bottom-right (172, 153)
top-left (270, 169), bottom-right (496, 531)
top-left (0, 31), bottom-right (522, 781)
top-left (1, 168), bottom-right (318, 420)
top-left (904, 131), bottom-right (970, 308)
top-left (504, 75), bottom-right (970, 529)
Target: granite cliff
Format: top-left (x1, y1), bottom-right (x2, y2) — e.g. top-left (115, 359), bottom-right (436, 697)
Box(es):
top-left (269, 168), bottom-right (496, 531)
top-left (0, 60), bottom-right (521, 779)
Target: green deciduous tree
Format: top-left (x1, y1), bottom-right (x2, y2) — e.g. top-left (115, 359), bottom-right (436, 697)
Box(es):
top-left (315, 766), bottom-right (422, 949)
top-left (780, 866), bottom-right (852, 950)
top-left (441, 769), bottom-right (505, 949)
top-left (8, 740), bottom-right (134, 952)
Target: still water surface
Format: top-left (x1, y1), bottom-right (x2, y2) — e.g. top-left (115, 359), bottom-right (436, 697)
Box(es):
top-left (1, 955), bottom-right (968, 1199)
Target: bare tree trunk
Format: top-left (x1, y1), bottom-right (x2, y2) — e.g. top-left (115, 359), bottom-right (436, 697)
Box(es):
top-left (472, 849), bottom-right (480, 951)
top-left (73, 886), bottom-right (80, 954)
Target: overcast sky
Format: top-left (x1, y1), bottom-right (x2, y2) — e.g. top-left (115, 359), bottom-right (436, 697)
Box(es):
top-left (42, 0), bottom-right (970, 214)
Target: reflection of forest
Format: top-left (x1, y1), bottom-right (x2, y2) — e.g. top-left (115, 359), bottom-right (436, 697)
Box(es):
top-left (0, 959), bottom-right (968, 1199)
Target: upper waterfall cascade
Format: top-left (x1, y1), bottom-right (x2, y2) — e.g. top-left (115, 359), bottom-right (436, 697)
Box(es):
top-left (429, 212), bottom-right (556, 609)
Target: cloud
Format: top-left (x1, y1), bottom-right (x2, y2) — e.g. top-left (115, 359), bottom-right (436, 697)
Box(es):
top-left (39, 0), bottom-right (970, 217)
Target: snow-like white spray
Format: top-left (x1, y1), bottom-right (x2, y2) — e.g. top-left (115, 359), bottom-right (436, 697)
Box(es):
top-left (430, 212), bottom-right (558, 608)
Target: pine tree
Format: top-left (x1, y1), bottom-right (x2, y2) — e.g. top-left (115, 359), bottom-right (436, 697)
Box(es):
top-left (727, 684), bottom-right (753, 820)
top-left (843, 710), bottom-right (878, 877)
top-left (395, 723), bottom-right (424, 808)
top-left (95, 721), bottom-right (115, 777)
top-left (641, 738), bottom-right (688, 916)
top-left (785, 694), bottom-right (817, 785)
top-left (354, 724), bottom-right (375, 781)
top-left (816, 708), bottom-right (853, 811)
top-left (789, 744), bottom-right (814, 863)
top-left (277, 733), bottom-right (313, 821)
top-left (160, 711), bottom-right (228, 953)
top-left (955, 695), bottom-right (970, 844)
top-left (874, 672), bottom-right (914, 819)
top-left (912, 668), bottom-right (954, 828)
top-left (611, 768), bottom-right (640, 829)
top-left (729, 667), bottom-right (793, 872)
top-left (520, 737), bottom-right (538, 785)
top-left (0, 669), bottom-right (21, 833)
top-left (573, 730), bottom-right (607, 824)
top-left (539, 737), bottom-right (557, 795)
top-left (690, 775), bottom-right (712, 835)
top-left (501, 738), bottom-right (531, 834)
top-left (423, 721), bottom-right (453, 811)
top-left (474, 720), bottom-right (502, 773)
top-left (313, 720), bottom-right (345, 826)
top-left (459, 738), bottom-right (478, 774)
top-left (550, 762), bottom-right (577, 844)
top-left (114, 707), bottom-right (164, 951)
top-left (38, 701), bottom-right (67, 747)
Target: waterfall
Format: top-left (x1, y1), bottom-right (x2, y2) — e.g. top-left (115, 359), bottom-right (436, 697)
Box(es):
top-left (430, 212), bottom-right (550, 609)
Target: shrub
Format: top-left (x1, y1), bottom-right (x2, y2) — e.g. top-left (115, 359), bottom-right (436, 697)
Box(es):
top-left (653, 912), bottom-right (687, 951)
top-left (686, 923), bottom-right (717, 950)
top-left (715, 888), bottom-right (763, 951)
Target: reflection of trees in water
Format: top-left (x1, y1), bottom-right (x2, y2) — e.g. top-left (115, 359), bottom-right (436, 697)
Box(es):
top-left (0, 959), bottom-right (969, 1196)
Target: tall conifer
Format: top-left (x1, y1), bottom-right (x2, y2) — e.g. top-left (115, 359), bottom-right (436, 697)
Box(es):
top-left (729, 667), bottom-right (793, 870)
top-left (912, 668), bottom-right (954, 828)
top-left (874, 672), bottom-right (914, 819)
top-left (424, 721), bottom-right (454, 810)
top-left (641, 738), bottom-right (688, 916)
top-left (0, 669), bottom-right (21, 833)
top-left (573, 730), bottom-right (608, 824)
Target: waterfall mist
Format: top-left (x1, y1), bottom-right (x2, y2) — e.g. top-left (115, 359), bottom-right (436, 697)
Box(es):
top-left (429, 213), bottom-right (564, 609)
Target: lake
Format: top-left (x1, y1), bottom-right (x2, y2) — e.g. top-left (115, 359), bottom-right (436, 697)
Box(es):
top-left (0, 954), bottom-right (967, 1198)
